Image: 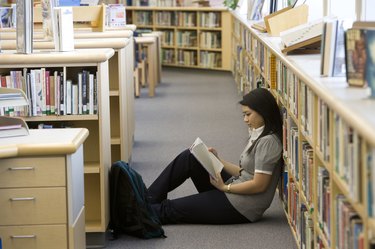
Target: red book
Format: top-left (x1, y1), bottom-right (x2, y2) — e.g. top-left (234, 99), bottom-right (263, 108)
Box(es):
top-left (1, 76), bottom-right (6, 87)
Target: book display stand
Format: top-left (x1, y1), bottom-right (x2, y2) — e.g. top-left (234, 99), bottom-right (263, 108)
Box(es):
top-left (281, 36), bottom-right (321, 55)
top-left (264, 4), bottom-right (308, 36)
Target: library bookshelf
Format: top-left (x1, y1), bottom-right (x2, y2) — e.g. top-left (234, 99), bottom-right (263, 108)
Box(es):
top-left (0, 49), bottom-right (114, 235)
top-left (0, 33), bottom-right (135, 164)
top-left (231, 11), bottom-right (375, 249)
top-left (126, 6), bottom-right (232, 70)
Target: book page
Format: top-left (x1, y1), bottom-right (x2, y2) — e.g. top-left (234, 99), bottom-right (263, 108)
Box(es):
top-left (189, 137), bottom-right (224, 179)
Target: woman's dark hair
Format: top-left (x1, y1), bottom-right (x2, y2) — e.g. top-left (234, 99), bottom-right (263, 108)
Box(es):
top-left (239, 88), bottom-right (283, 145)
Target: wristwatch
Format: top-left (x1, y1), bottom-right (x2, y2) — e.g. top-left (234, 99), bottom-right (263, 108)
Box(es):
top-left (227, 183), bottom-right (232, 193)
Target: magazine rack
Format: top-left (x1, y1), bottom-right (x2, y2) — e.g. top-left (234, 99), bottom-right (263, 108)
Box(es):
top-left (0, 88), bottom-right (29, 138)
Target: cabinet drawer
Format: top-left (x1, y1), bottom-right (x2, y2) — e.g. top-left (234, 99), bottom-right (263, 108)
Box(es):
top-left (0, 157), bottom-right (66, 188)
top-left (0, 188), bottom-right (66, 225)
top-left (0, 224), bottom-right (67, 249)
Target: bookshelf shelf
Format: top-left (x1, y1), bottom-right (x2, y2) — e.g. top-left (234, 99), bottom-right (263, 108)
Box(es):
top-left (231, 10), bottom-right (375, 249)
top-left (127, 6), bottom-right (231, 70)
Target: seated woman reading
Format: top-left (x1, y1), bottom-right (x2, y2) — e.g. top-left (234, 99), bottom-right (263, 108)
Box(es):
top-left (148, 87), bottom-right (284, 224)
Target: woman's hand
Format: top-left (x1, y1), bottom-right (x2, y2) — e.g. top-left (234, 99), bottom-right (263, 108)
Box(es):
top-left (210, 172), bottom-right (226, 192)
top-left (208, 147), bottom-right (219, 158)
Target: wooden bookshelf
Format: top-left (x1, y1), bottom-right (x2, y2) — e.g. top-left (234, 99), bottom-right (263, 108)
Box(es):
top-left (0, 49), bottom-right (114, 236)
top-left (231, 11), bottom-right (375, 249)
top-left (126, 6), bottom-right (231, 70)
top-left (0, 33), bottom-right (135, 164)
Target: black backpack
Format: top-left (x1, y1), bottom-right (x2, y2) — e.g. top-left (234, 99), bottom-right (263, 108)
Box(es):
top-left (109, 161), bottom-right (166, 239)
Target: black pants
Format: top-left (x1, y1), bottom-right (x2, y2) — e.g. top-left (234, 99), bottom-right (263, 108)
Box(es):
top-left (148, 149), bottom-right (249, 225)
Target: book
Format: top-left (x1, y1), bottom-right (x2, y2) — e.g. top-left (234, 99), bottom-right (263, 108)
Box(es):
top-left (189, 137), bottom-right (224, 179)
top-left (251, 20), bottom-right (267, 33)
top-left (365, 29), bottom-right (375, 98)
top-left (247, 0), bottom-right (265, 21)
top-left (280, 18), bottom-right (324, 48)
top-left (321, 18), bottom-right (338, 77)
top-left (345, 28), bottom-right (367, 87)
top-left (54, 6), bottom-right (74, 52)
top-left (321, 18), bottom-right (351, 77)
top-left (41, 0), bottom-right (57, 42)
top-left (16, 0), bottom-right (33, 54)
top-left (106, 4), bottom-right (126, 28)
top-left (0, 6), bottom-right (14, 28)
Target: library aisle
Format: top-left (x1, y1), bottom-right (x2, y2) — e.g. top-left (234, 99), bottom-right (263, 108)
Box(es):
top-left (106, 68), bottom-right (297, 249)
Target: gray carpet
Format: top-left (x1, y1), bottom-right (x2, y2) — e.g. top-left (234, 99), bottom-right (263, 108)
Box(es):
top-left (107, 68), bottom-right (298, 249)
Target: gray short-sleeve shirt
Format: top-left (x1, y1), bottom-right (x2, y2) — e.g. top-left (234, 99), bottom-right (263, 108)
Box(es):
top-left (225, 134), bottom-right (283, 222)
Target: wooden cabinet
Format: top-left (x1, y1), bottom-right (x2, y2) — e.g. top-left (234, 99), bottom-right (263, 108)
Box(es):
top-left (231, 12), bottom-right (375, 249)
top-left (0, 49), bottom-right (114, 235)
top-left (0, 128), bottom-right (88, 249)
top-left (127, 6), bottom-right (231, 70)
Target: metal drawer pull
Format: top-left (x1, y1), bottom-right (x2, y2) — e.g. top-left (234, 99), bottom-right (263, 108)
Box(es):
top-left (11, 235), bottom-right (36, 239)
top-left (8, 167), bottom-right (35, 171)
top-left (10, 197), bottom-right (36, 201)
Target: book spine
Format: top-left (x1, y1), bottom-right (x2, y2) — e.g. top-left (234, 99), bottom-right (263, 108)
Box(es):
top-left (45, 70), bottom-right (51, 115)
top-left (66, 79), bottom-right (72, 115)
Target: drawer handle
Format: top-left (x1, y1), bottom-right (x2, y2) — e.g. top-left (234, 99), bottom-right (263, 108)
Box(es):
top-left (10, 197), bottom-right (36, 201)
top-left (8, 167), bottom-right (35, 171)
top-left (11, 235), bottom-right (36, 239)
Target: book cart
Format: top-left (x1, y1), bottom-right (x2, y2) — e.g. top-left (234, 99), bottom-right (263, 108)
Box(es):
top-left (231, 11), bottom-right (375, 249)
top-left (0, 49), bottom-right (114, 241)
top-left (126, 6), bottom-right (232, 70)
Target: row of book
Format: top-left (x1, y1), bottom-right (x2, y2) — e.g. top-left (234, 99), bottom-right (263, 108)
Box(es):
top-left (160, 30), bottom-right (174, 46)
top-left (232, 14), bottom-right (375, 249)
top-left (126, 0), bottom-right (193, 7)
top-left (0, 69), bottom-right (98, 117)
top-left (176, 31), bottom-right (197, 47)
top-left (199, 51), bottom-right (222, 68)
top-left (177, 50), bottom-right (197, 66)
top-left (161, 48), bottom-right (175, 64)
top-left (133, 10), bottom-right (222, 28)
top-left (176, 12), bottom-right (196, 27)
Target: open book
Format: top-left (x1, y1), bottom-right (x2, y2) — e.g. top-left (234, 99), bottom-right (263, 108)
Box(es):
top-left (189, 137), bottom-right (224, 179)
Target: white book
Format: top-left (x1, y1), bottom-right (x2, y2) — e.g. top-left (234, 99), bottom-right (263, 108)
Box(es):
top-left (33, 69), bottom-right (43, 116)
top-left (29, 71), bottom-right (37, 116)
top-left (66, 79), bottom-right (72, 114)
top-left (72, 83), bottom-right (78, 115)
top-left (107, 4), bottom-right (126, 28)
top-left (189, 137), bottom-right (224, 179)
top-left (78, 73), bottom-right (83, 115)
top-left (55, 7), bottom-right (74, 52)
top-left (40, 68), bottom-right (47, 115)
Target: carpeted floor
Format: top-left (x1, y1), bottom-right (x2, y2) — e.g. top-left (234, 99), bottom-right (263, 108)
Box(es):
top-left (106, 67), bottom-right (298, 249)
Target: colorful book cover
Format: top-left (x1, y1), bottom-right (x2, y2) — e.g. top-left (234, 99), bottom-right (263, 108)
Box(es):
top-left (365, 29), bottom-right (375, 98)
top-left (0, 6), bottom-right (13, 28)
top-left (345, 28), bottom-right (367, 87)
top-left (41, 0), bottom-right (57, 42)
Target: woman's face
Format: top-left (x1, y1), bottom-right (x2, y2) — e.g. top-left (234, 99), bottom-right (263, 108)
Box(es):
top-left (242, 105), bottom-right (265, 129)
